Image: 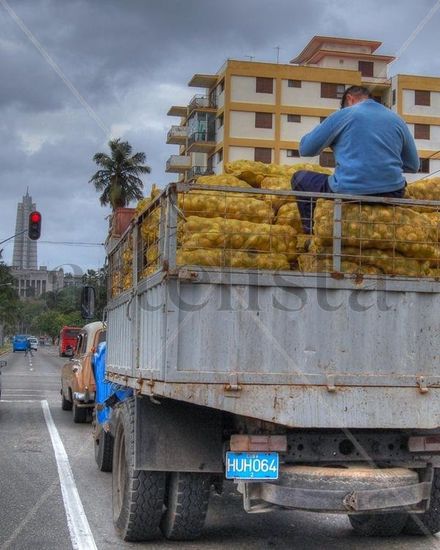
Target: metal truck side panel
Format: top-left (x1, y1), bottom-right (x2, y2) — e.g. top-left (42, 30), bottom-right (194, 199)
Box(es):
top-left (107, 292), bottom-right (133, 376)
top-left (162, 280), bottom-right (440, 386)
top-left (137, 283), bottom-right (166, 379)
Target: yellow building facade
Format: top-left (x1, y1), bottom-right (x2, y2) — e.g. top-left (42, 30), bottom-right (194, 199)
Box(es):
top-left (166, 36), bottom-right (440, 182)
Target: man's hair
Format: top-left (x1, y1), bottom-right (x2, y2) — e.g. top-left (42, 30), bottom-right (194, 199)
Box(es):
top-left (340, 85), bottom-right (372, 109)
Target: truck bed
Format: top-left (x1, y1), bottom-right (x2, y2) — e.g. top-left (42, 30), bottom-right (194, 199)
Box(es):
top-left (105, 185), bottom-right (440, 430)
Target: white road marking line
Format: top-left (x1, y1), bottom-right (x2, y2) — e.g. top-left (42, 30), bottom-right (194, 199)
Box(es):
top-left (2, 389), bottom-right (59, 393)
top-left (0, 399), bottom-right (41, 403)
top-left (2, 372), bottom-right (60, 379)
top-left (41, 400), bottom-right (97, 550)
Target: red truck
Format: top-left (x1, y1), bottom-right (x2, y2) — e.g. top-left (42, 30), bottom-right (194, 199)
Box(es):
top-left (58, 326), bottom-right (80, 357)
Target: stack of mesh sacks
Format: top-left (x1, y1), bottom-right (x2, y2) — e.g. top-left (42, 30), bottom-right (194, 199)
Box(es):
top-left (177, 161), bottom-right (332, 270)
top-left (111, 236), bottom-right (133, 297)
top-left (133, 161), bottom-right (331, 274)
top-left (178, 171), bottom-right (294, 270)
top-left (405, 177), bottom-right (440, 277)
top-left (137, 184), bottom-right (162, 278)
top-left (298, 177), bottom-right (440, 277)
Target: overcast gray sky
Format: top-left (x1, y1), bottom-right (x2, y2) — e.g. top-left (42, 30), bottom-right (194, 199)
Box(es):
top-left (0, 0), bottom-right (439, 272)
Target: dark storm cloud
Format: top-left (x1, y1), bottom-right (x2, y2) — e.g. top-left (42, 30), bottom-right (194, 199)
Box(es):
top-left (0, 0), bottom-right (439, 270)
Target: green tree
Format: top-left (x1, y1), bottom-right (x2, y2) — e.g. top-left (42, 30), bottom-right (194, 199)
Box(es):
top-left (16, 298), bottom-right (46, 334)
top-left (89, 138), bottom-right (150, 210)
top-left (31, 311), bottom-right (69, 343)
top-left (0, 263), bottom-right (19, 336)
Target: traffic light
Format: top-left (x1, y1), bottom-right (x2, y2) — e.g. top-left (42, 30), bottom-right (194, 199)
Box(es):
top-left (28, 211), bottom-right (42, 240)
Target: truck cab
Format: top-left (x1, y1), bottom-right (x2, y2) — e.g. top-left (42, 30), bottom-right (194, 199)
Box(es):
top-left (60, 321), bottom-right (106, 423)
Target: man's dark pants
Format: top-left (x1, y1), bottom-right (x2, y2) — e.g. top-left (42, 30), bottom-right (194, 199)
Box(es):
top-left (291, 170), bottom-right (406, 234)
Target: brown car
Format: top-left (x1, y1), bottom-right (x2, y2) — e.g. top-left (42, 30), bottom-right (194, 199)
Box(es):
top-left (60, 321), bottom-right (106, 423)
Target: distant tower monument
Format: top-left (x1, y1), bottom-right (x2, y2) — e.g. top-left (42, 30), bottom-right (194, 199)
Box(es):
top-left (12, 189), bottom-right (38, 269)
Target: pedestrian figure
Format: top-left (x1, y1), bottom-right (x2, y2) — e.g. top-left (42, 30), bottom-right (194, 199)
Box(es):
top-left (24, 337), bottom-right (33, 358)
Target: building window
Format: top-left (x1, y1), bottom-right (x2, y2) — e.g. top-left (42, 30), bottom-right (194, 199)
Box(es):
top-left (218, 79), bottom-right (225, 93)
top-left (287, 114), bottom-right (301, 123)
top-left (392, 89), bottom-right (396, 105)
top-left (415, 90), bottom-right (431, 106)
top-left (254, 147), bottom-right (272, 163)
top-left (419, 158), bottom-right (430, 173)
top-left (256, 77), bottom-right (273, 94)
top-left (288, 79), bottom-right (301, 88)
top-left (358, 61), bottom-right (374, 77)
top-left (321, 83), bottom-right (345, 99)
top-left (320, 151), bottom-right (335, 168)
top-left (320, 116), bottom-right (327, 123)
top-left (217, 149), bottom-right (223, 162)
top-left (287, 149), bottom-right (300, 158)
top-left (217, 114), bottom-right (224, 128)
top-left (255, 112), bottom-right (273, 129)
top-left (414, 124), bottom-right (430, 140)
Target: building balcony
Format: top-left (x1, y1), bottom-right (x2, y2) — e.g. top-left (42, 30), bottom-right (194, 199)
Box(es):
top-left (167, 105), bottom-right (187, 117)
top-left (188, 94), bottom-right (217, 114)
top-left (166, 125), bottom-right (188, 145)
top-left (187, 166), bottom-right (214, 181)
top-left (165, 155), bottom-right (191, 173)
top-left (361, 76), bottom-right (391, 88)
top-left (186, 131), bottom-right (216, 153)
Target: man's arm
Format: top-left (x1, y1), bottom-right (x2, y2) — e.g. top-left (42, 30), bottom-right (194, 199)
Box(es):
top-left (400, 122), bottom-right (420, 173)
top-left (299, 110), bottom-right (349, 157)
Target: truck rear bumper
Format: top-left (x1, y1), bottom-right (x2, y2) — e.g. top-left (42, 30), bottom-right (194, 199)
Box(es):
top-left (237, 465), bottom-right (433, 514)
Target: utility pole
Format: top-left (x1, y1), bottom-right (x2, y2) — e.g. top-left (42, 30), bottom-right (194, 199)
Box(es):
top-left (275, 46), bottom-right (281, 64)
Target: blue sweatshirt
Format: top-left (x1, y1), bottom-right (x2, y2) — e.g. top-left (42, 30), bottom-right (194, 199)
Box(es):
top-left (299, 99), bottom-right (420, 194)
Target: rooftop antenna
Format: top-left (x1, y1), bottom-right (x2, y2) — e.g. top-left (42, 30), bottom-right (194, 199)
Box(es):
top-left (244, 55), bottom-right (255, 61)
top-left (275, 46), bottom-right (281, 64)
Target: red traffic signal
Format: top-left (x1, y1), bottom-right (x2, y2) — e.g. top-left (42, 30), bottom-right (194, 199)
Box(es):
top-left (28, 211), bottom-right (42, 240)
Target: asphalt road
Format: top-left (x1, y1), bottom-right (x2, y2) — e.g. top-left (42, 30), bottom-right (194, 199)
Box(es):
top-left (0, 346), bottom-right (440, 550)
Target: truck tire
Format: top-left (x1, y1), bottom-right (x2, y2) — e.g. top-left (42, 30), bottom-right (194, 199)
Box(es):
top-left (404, 469), bottom-right (440, 535)
top-left (72, 402), bottom-right (87, 423)
top-left (61, 393), bottom-right (72, 411)
top-left (112, 398), bottom-right (166, 541)
top-left (95, 428), bottom-right (114, 472)
top-left (349, 513), bottom-right (408, 537)
top-left (160, 472), bottom-right (211, 540)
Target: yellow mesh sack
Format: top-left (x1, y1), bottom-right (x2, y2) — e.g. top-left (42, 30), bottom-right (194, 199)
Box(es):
top-left (275, 202), bottom-right (303, 233)
top-left (224, 161), bottom-right (331, 187)
top-left (178, 192), bottom-right (273, 224)
top-left (313, 199), bottom-right (437, 259)
top-left (405, 178), bottom-right (440, 201)
top-left (196, 174), bottom-right (251, 187)
top-left (298, 254), bottom-right (382, 275)
top-left (181, 216), bottom-right (297, 261)
top-left (135, 184), bottom-right (162, 217)
top-left (308, 245), bottom-right (430, 277)
top-left (177, 249), bottom-right (290, 270)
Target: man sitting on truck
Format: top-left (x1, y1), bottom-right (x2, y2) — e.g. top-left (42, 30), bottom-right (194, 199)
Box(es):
top-left (292, 85), bottom-right (420, 233)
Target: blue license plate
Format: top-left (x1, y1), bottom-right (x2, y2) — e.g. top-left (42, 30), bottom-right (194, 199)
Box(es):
top-left (225, 452), bottom-right (279, 480)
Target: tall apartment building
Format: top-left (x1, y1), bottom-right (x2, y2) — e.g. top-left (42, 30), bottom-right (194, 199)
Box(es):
top-left (166, 35), bottom-right (440, 182)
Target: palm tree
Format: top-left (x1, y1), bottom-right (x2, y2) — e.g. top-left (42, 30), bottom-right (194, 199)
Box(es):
top-left (89, 139), bottom-right (151, 209)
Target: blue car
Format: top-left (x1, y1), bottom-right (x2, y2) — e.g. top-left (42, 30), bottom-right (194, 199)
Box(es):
top-left (12, 335), bottom-right (28, 352)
